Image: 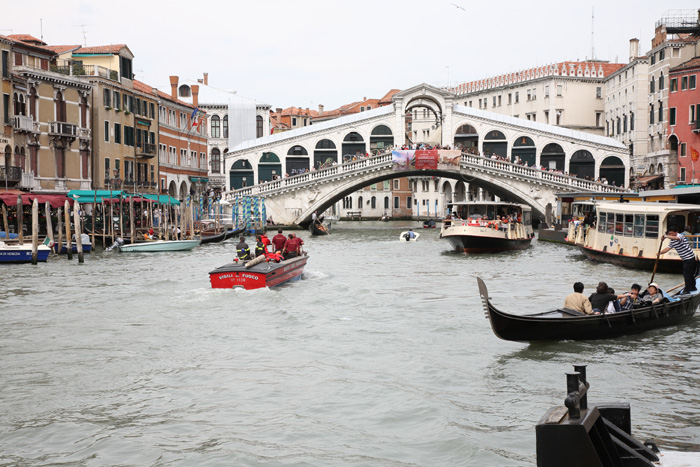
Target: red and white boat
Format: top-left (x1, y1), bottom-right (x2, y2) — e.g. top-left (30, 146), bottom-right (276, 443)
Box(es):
top-left (209, 254), bottom-right (309, 289)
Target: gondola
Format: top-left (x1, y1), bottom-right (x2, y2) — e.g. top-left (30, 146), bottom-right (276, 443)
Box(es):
top-left (200, 229), bottom-right (227, 244)
top-left (225, 227), bottom-right (245, 240)
top-left (309, 216), bottom-right (330, 236)
top-left (476, 277), bottom-right (700, 343)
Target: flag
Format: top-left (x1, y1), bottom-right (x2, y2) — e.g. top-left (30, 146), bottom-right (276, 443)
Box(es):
top-left (190, 108), bottom-right (200, 127)
top-left (692, 146), bottom-right (699, 162)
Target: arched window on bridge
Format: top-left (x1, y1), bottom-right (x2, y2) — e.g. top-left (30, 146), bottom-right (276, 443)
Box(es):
top-left (541, 143), bottom-right (565, 171)
top-left (370, 125), bottom-right (393, 153)
top-left (256, 115), bottom-right (263, 138)
top-left (229, 159), bottom-right (254, 189)
top-left (314, 139), bottom-right (337, 169)
top-left (211, 115), bottom-right (220, 138)
top-left (454, 124), bottom-right (478, 152)
top-left (287, 145), bottom-right (310, 174)
top-left (342, 132), bottom-right (365, 159)
top-left (599, 156), bottom-right (626, 187)
top-left (483, 130), bottom-right (507, 158)
top-left (512, 136), bottom-right (535, 166)
top-left (259, 152), bottom-right (281, 181)
top-left (569, 150), bottom-right (594, 180)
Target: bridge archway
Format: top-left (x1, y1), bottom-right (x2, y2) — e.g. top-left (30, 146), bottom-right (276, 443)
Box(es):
top-left (483, 130), bottom-right (507, 157)
top-left (230, 159), bottom-right (254, 189)
top-left (404, 94), bottom-right (444, 145)
top-left (541, 143), bottom-right (565, 170)
top-left (259, 152), bottom-right (281, 182)
top-left (454, 124), bottom-right (478, 151)
top-left (569, 150), bottom-right (595, 179)
top-left (512, 136), bottom-right (536, 165)
top-left (370, 124), bottom-right (393, 152)
top-left (600, 156), bottom-right (625, 186)
top-left (287, 145), bottom-right (310, 174)
top-left (342, 132), bottom-right (365, 159)
top-left (314, 139), bottom-right (337, 169)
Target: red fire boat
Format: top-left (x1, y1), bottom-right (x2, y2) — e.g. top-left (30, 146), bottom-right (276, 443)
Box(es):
top-left (209, 254), bottom-right (309, 290)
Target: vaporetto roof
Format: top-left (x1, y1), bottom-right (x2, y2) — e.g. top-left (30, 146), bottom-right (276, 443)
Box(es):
top-left (595, 201), bottom-right (700, 214)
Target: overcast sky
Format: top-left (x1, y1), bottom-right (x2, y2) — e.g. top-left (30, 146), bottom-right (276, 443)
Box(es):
top-left (3, 1), bottom-right (700, 110)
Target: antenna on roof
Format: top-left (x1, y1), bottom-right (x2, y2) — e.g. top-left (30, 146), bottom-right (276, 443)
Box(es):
top-left (591, 7), bottom-right (595, 60)
top-left (40, 18), bottom-right (43, 42)
top-left (73, 24), bottom-right (90, 46)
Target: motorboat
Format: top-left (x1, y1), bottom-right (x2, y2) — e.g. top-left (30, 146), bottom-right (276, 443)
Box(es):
top-left (54, 233), bottom-right (92, 254)
top-left (209, 253), bottom-right (309, 290)
top-left (440, 201), bottom-right (534, 253)
top-left (575, 201), bottom-right (700, 272)
top-left (477, 277), bottom-right (700, 343)
top-left (399, 231), bottom-right (419, 242)
top-left (423, 219), bottom-right (436, 228)
top-left (117, 238), bottom-right (200, 252)
top-left (0, 241), bottom-right (51, 263)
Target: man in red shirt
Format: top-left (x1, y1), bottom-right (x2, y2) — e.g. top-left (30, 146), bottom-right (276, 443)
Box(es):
top-left (271, 229), bottom-right (287, 253)
top-left (283, 233), bottom-right (304, 259)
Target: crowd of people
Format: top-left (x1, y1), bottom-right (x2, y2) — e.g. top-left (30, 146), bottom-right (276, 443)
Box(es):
top-left (235, 228), bottom-right (305, 263)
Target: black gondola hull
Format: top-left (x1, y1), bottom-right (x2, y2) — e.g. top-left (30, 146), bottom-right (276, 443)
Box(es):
top-left (579, 245), bottom-right (683, 273)
top-left (477, 277), bottom-right (699, 342)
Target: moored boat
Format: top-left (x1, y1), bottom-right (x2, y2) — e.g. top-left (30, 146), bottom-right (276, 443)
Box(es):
top-left (440, 201), bottom-right (534, 253)
top-left (477, 277), bottom-right (700, 342)
top-left (209, 254), bottom-right (309, 289)
top-left (117, 239), bottom-right (200, 252)
top-left (576, 201), bottom-right (700, 272)
top-left (0, 242), bottom-right (51, 263)
top-left (423, 219), bottom-right (436, 228)
top-left (54, 234), bottom-right (92, 254)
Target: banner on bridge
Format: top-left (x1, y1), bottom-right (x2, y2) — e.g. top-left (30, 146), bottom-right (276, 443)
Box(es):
top-left (392, 150), bottom-right (460, 170)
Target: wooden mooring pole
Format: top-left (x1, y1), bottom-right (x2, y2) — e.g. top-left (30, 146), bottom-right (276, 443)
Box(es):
top-left (73, 201), bottom-right (84, 263)
top-left (31, 199), bottom-right (38, 265)
top-left (64, 200), bottom-right (72, 260)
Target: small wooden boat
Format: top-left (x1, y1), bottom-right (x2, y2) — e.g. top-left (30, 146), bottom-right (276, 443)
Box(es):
top-left (309, 216), bottom-right (330, 236)
top-left (0, 241), bottom-right (51, 263)
top-left (477, 277), bottom-right (700, 342)
top-left (209, 254), bottom-right (309, 289)
top-left (399, 231), bottom-right (419, 242)
top-left (225, 227), bottom-right (245, 240)
top-left (117, 239), bottom-right (200, 253)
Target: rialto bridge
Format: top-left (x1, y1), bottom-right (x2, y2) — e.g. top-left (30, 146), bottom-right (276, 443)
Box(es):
top-left (223, 84), bottom-right (628, 226)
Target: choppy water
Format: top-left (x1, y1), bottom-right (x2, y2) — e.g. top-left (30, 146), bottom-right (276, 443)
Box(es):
top-left (1, 222), bottom-right (699, 466)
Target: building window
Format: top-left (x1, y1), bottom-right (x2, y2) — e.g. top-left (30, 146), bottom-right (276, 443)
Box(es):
top-left (630, 112), bottom-right (635, 131)
top-left (292, 117), bottom-right (297, 126)
top-left (1, 50), bottom-right (9, 78)
top-left (659, 73), bottom-right (664, 90)
top-left (544, 85), bottom-right (550, 98)
top-left (691, 105), bottom-right (696, 123)
top-left (681, 76), bottom-right (688, 90)
top-left (104, 158), bottom-right (110, 178)
top-left (680, 143), bottom-right (687, 157)
top-left (407, 196), bottom-right (412, 209)
top-left (557, 85), bottom-right (563, 96)
top-left (114, 123), bottom-right (121, 144)
top-left (514, 92), bottom-right (519, 103)
top-left (394, 196), bottom-right (399, 209)
top-left (223, 115), bottom-right (229, 138)
top-left (596, 87), bottom-right (602, 98)
top-left (507, 93), bottom-right (512, 104)
top-left (670, 107), bottom-right (676, 126)
top-left (596, 112), bottom-right (602, 127)
top-left (393, 179), bottom-right (399, 190)
top-left (650, 105), bottom-right (655, 124)
top-left (670, 78), bottom-right (678, 92)
top-left (103, 89), bottom-right (111, 108)
top-left (492, 96), bottom-right (496, 107)
top-left (691, 75), bottom-right (697, 90)
top-left (650, 78), bottom-right (655, 93)
top-left (680, 167), bottom-right (686, 183)
top-left (104, 121), bottom-right (109, 142)
top-left (211, 115), bottom-right (220, 138)
top-left (658, 102), bottom-right (663, 122)
top-left (211, 148), bottom-right (221, 173)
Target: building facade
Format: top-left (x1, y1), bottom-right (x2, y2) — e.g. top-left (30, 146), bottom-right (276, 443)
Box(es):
top-left (668, 57), bottom-right (700, 185)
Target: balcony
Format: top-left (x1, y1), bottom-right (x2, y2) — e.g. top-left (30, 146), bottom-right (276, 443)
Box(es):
top-left (13, 115), bottom-right (35, 133)
top-left (135, 142), bottom-right (156, 158)
top-left (0, 166), bottom-right (23, 185)
top-left (49, 63), bottom-right (120, 82)
top-left (49, 121), bottom-right (78, 138)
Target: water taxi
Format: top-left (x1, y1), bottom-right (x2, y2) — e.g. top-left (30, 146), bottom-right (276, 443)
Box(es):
top-left (575, 201), bottom-right (700, 272)
top-left (440, 201), bottom-right (534, 253)
top-left (209, 254), bottom-right (309, 289)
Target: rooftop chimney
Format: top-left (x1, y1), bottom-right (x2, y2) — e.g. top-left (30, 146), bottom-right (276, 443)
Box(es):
top-left (169, 76), bottom-right (179, 100)
top-left (318, 104), bottom-right (324, 114)
top-left (629, 38), bottom-right (639, 62)
top-left (203, 73), bottom-right (208, 85)
top-left (192, 84), bottom-right (199, 109)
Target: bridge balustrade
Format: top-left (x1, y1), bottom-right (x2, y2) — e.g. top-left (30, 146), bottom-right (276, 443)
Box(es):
top-left (224, 150), bottom-right (626, 201)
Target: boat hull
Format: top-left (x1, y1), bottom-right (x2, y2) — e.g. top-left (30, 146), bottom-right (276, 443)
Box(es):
top-left (443, 232), bottom-right (532, 253)
top-left (118, 240), bottom-right (200, 252)
top-left (209, 255), bottom-right (308, 290)
top-left (54, 243), bottom-right (93, 254)
top-left (0, 244), bottom-right (51, 263)
top-left (579, 245), bottom-right (683, 273)
top-left (477, 277), bottom-right (700, 342)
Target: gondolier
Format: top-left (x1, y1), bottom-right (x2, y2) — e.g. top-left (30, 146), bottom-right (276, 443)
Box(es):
top-left (660, 228), bottom-right (698, 293)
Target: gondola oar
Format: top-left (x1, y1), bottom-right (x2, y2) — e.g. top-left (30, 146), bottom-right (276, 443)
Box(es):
top-left (649, 240), bottom-right (665, 285)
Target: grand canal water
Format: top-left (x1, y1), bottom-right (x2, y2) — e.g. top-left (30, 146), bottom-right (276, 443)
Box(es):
top-left (1, 222), bottom-right (699, 466)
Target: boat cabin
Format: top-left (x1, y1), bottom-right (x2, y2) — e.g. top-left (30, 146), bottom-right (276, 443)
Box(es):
top-left (446, 201), bottom-right (532, 225)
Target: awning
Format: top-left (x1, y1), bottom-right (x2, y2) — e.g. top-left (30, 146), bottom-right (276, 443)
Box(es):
top-left (0, 192), bottom-right (70, 208)
top-left (140, 194), bottom-right (181, 205)
top-left (68, 189), bottom-right (126, 203)
top-left (635, 174), bottom-right (663, 186)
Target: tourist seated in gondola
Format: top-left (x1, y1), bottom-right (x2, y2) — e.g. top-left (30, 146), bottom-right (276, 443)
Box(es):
top-left (619, 284), bottom-right (642, 311)
top-left (640, 283), bottom-right (664, 305)
top-left (605, 287), bottom-right (622, 313)
top-left (563, 282), bottom-right (594, 315)
top-left (236, 237), bottom-right (251, 260)
top-left (588, 282), bottom-right (628, 314)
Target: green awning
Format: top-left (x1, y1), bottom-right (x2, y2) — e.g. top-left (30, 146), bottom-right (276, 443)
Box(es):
top-left (140, 194), bottom-right (181, 205)
top-left (68, 190), bottom-right (125, 203)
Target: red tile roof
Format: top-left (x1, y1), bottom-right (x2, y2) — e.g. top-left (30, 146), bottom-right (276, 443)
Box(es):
top-left (45, 45), bottom-right (82, 54)
top-left (670, 57), bottom-right (700, 73)
top-left (379, 89), bottom-right (401, 104)
top-left (74, 44), bottom-right (128, 54)
top-left (7, 34), bottom-right (45, 45)
top-left (132, 79), bottom-right (158, 95)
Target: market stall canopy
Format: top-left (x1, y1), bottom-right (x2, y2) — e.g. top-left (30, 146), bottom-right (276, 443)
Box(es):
top-left (0, 191), bottom-right (70, 208)
top-left (635, 174), bottom-right (664, 186)
top-left (141, 194), bottom-right (181, 205)
top-left (68, 190), bottom-right (126, 203)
